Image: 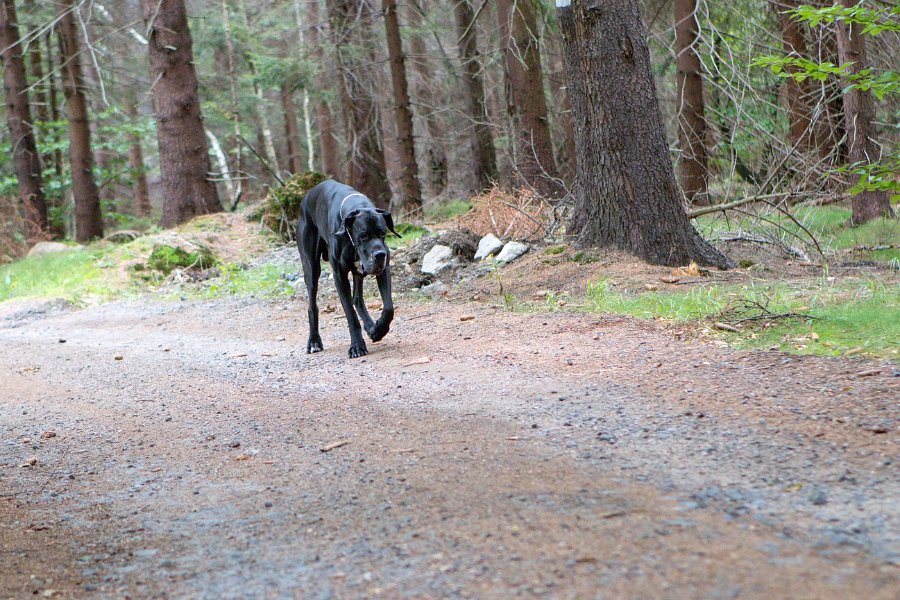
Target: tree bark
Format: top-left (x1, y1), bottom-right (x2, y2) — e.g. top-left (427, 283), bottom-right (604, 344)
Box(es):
top-left (281, 86), bottom-right (304, 174)
top-left (58, 3), bottom-right (103, 241)
top-left (454, 0), bottom-right (497, 193)
top-left (236, 0), bottom-right (281, 178)
top-left (45, 30), bottom-right (63, 178)
top-left (558, 0), bottom-right (732, 268)
top-left (405, 0), bottom-right (448, 197)
top-left (674, 0), bottom-right (709, 204)
top-left (777, 0), bottom-right (813, 152)
top-left (307, 0), bottom-right (342, 179)
top-left (124, 100), bottom-right (151, 218)
top-left (327, 0), bottom-right (391, 208)
top-left (496, 0), bottom-right (563, 198)
top-left (220, 0), bottom-right (243, 204)
top-left (1, 0), bottom-right (48, 237)
top-left (834, 0), bottom-right (893, 224)
top-left (383, 0), bottom-right (422, 212)
top-left (291, 0), bottom-right (315, 171)
top-left (142, 0), bottom-right (222, 228)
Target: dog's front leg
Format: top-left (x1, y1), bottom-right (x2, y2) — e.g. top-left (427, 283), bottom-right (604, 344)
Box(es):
top-left (352, 273), bottom-right (377, 338)
top-left (370, 264), bottom-right (394, 342)
top-left (334, 267), bottom-right (368, 358)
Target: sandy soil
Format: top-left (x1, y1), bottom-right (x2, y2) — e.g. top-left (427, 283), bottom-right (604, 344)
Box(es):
top-left (0, 291), bottom-right (897, 599)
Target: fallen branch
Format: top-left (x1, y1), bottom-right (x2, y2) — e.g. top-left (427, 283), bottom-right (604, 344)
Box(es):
top-left (320, 440), bottom-right (350, 452)
top-left (688, 192), bottom-right (803, 219)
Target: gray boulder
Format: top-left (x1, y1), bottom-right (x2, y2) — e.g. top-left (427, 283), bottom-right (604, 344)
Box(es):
top-left (474, 234), bottom-right (504, 260)
top-left (421, 244), bottom-right (454, 275)
top-left (495, 241), bottom-right (529, 264)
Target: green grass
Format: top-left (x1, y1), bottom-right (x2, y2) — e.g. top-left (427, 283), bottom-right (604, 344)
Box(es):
top-left (0, 247), bottom-right (127, 304)
top-left (388, 223), bottom-right (427, 249)
top-left (696, 205), bottom-right (899, 262)
top-left (185, 263), bottom-right (296, 300)
top-left (424, 199), bottom-right (472, 222)
top-left (578, 277), bottom-right (898, 358)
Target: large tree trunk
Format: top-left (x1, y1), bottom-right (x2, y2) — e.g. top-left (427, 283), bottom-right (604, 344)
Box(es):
top-left (558, 0), bottom-right (732, 268)
top-left (124, 100), bottom-right (151, 218)
top-left (142, 0), bottom-right (222, 228)
top-left (307, 0), bottom-right (342, 179)
top-left (454, 0), bottom-right (497, 193)
top-left (1, 0), bottom-right (48, 237)
top-left (382, 0), bottom-right (422, 212)
top-left (496, 0), bottom-right (563, 198)
top-left (58, 3), bottom-right (103, 241)
top-left (834, 0), bottom-right (893, 224)
top-left (327, 0), bottom-right (391, 209)
top-left (281, 87), bottom-right (304, 174)
top-left (674, 0), bottom-right (709, 204)
top-left (405, 0), bottom-right (448, 197)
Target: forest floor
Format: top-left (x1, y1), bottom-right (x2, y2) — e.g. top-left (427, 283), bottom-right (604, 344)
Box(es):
top-left (1, 285), bottom-right (897, 597)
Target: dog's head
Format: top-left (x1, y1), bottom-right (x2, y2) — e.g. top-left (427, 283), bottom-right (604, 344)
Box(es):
top-left (336, 208), bottom-right (397, 276)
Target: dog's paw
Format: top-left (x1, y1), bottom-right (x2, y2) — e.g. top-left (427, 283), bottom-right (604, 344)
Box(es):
top-left (370, 323), bottom-right (390, 342)
top-left (348, 343), bottom-right (368, 359)
top-left (307, 340), bottom-right (324, 354)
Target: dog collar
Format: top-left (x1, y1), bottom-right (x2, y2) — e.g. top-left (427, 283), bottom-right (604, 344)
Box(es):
top-left (339, 192), bottom-right (368, 247)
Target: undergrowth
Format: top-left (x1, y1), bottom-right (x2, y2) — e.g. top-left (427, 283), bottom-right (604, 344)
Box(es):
top-left (581, 277), bottom-right (898, 358)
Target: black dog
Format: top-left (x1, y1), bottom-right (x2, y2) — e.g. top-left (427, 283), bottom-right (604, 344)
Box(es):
top-left (296, 179), bottom-right (397, 358)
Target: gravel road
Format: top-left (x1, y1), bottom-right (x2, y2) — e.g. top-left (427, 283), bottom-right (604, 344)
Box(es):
top-left (1, 294), bottom-right (897, 598)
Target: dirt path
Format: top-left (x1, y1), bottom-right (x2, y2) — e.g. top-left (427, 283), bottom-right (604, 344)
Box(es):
top-left (1, 294), bottom-right (897, 598)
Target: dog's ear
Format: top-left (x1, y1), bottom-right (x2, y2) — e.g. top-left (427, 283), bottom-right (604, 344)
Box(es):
top-left (335, 209), bottom-right (361, 237)
top-left (375, 208), bottom-right (399, 237)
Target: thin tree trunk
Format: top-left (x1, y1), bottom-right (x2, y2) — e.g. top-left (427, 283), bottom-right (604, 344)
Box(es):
top-left (281, 87), bottom-right (304, 174)
top-left (220, 0), bottom-right (243, 204)
top-left (777, 0), bottom-right (813, 152)
top-left (406, 0), bottom-right (448, 197)
top-left (327, 0), bottom-right (391, 208)
top-left (383, 0), bottom-right (422, 212)
top-left (58, 3), bottom-right (102, 241)
top-left (558, 0), bottom-right (732, 268)
top-left (496, 0), bottom-right (563, 198)
top-left (25, 2), bottom-right (47, 125)
top-left (124, 100), bottom-right (151, 218)
top-left (674, 0), bottom-right (709, 204)
top-left (142, 0), bottom-right (222, 228)
top-left (307, 0), bottom-right (342, 179)
top-left (1, 0), bottom-right (48, 236)
top-left (45, 30), bottom-right (63, 178)
top-left (236, 0), bottom-right (280, 177)
top-left (291, 0), bottom-right (315, 171)
top-left (206, 128), bottom-right (235, 202)
top-left (834, 0), bottom-right (892, 224)
top-left (454, 0), bottom-right (497, 193)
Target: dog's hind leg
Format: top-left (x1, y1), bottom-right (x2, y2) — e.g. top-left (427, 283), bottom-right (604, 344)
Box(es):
top-left (299, 223), bottom-right (324, 353)
top-left (352, 273), bottom-right (376, 338)
top-left (370, 264), bottom-right (394, 342)
top-left (333, 267), bottom-right (368, 358)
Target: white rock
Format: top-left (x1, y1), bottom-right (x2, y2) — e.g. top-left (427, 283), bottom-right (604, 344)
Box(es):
top-left (421, 244), bottom-right (454, 275)
top-left (27, 242), bottom-right (82, 257)
top-left (474, 234), bottom-right (504, 260)
top-left (495, 242), bottom-right (529, 264)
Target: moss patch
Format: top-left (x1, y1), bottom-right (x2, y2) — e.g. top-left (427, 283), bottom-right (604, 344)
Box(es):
top-left (147, 244), bottom-right (215, 274)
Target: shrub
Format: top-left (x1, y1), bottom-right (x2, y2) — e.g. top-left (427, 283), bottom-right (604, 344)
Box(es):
top-left (261, 171), bottom-right (328, 241)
